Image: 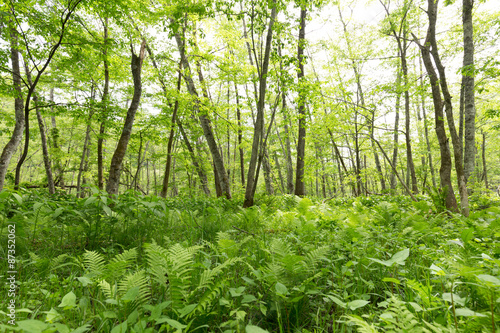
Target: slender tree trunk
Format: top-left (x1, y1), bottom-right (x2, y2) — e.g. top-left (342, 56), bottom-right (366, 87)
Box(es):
top-left (391, 62), bottom-right (401, 190)
top-left (0, 28), bottom-right (25, 191)
top-left (400, 32), bottom-right (418, 194)
top-left (106, 40), bottom-right (146, 195)
top-left (77, 114), bottom-right (92, 197)
top-left (263, 147), bottom-right (274, 195)
top-left (24, 64), bottom-right (56, 194)
top-left (294, 6), bottom-right (307, 197)
top-left (419, 56), bottom-right (436, 188)
top-left (462, 0), bottom-right (476, 184)
top-left (160, 63), bottom-right (182, 197)
top-left (172, 19), bottom-right (231, 199)
top-left (413, 1), bottom-right (459, 212)
top-left (49, 89), bottom-right (65, 189)
top-left (98, 17), bottom-right (110, 191)
top-left (14, 1), bottom-right (81, 188)
top-left (481, 131), bottom-right (488, 190)
top-left (235, 83), bottom-right (245, 187)
top-left (243, 2), bottom-right (277, 207)
top-left (176, 119), bottom-right (211, 195)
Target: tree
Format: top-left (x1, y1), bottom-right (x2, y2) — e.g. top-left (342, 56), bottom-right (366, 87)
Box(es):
top-left (106, 40), bottom-right (146, 195)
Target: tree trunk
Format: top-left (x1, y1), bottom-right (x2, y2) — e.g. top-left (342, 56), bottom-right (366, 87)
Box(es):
top-left (106, 40), bottom-right (146, 195)
top-left (235, 83), bottom-right (245, 187)
top-left (24, 64), bottom-right (56, 194)
top-left (0, 28), bottom-right (25, 191)
top-left (243, 2), bottom-right (277, 207)
top-left (462, 0), bottom-right (476, 184)
top-left (419, 56), bottom-right (437, 188)
top-left (263, 147), bottom-right (274, 195)
top-left (413, 0), bottom-right (459, 212)
top-left (481, 131), bottom-right (488, 190)
top-left (425, 0), bottom-right (469, 216)
top-left (171, 20), bottom-right (231, 199)
top-left (77, 114), bottom-right (92, 198)
top-left (160, 63), bottom-right (182, 198)
top-left (400, 32), bottom-right (418, 194)
top-left (294, 6), bottom-right (307, 197)
top-left (98, 17), bottom-right (110, 191)
top-left (391, 62), bottom-right (401, 190)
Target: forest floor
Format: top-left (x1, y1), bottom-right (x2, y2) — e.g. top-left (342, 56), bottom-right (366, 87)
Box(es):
top-left (0, 189), bottom-right (499, 332)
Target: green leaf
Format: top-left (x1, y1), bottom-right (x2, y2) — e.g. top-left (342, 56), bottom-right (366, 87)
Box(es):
top-left (103, 205), bottom-right (112, 216)
top-left (369, 249), bottom-right (409, 267)
top-left (242, 294), bottom-right (257, 303)
top-left (430, 264), bottom-right (446, 276)
top-left (347, 299), bottom-right (370, 310)
top-left (15, 320), bottom-right (48, 333)
top-left (121, 286), bottom-right (140, 302)
top-left (275, 282), bottom-right (288, 296)
top-left (460, 228), bottom-right (474, 243)
top-left (12, 193), bottom-right (23, 205)
top-left (229, 286), bottom-right (246, 297)
top-left (84, 196), bottom-right (97, 206)
top-left (111, 320), bottom-right (128, 333)
top-left (246, 325), bottom-right (270, 333)
top-left (76, 276), bottom-right (93, 287)
top-left (70, 324), bottom-right (92, 333)
top-left (382, 277), bottom-right (401, 285)
top-left (442, 293), bottom-right (465, 306)
top-left (163, 318), bottom-right (187, 330)
top-left (454, 308), bottom-right (487, 317)
top-left (178, 303), bottom-right (197, 318)
top-left (58, 291), bottom-right (77, 309)
top-left (408, 302), bottom-right (423, 312)
top-left (325, 295), bottom-right (346, 308)
top-left (477, 274), bottom-right (500, 287)
top-left (103, 311), bottom-right (118, 319)
top-left (53, 323), bottom-right (70, 333)
top-left (45, 308), bottom-right (61, 323)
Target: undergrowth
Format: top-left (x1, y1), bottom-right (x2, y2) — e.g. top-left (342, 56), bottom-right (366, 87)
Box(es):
top-left (0, 189), bottom-right (499, 332)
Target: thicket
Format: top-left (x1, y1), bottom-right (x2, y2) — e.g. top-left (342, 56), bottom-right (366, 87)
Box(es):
top-left (0, 189), bottom-right (499, 332)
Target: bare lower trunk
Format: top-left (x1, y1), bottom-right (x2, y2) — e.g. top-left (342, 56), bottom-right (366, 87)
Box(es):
top-left (263, 148), bottom-right (274, 195)
top-left (462, 0), bottom-right (476, 184)
top-left (98, 17), bottom-right (110, 190)
top-left (77, 116), bottom-right (92, 197)
top-left (243, 2), bottom-right (277, 207)
top-left (24, 64), bottom-right (56, 194)
top-left (0, 29), bottom-right (25, 191)
top-left (419, 56), bottom-right (436, 188)
top-left (294, 7), bottom-right (307, 197)
top-left (172, 20), bottom-right (231, 199)
top-left (481, 131), bottom-right (488, 190)
top-left (413, 1), bottom-right (458, 212)
top-left (106, 40), bottom-right (146, 195)
top-left (391, 64), bottom-right (401, 190)
top-left (160, 63), bottom-right (182, 197)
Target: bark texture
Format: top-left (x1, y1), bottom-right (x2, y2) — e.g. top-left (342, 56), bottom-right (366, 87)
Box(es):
top-left (462, 0), bottom-right (476, 183)
top-left (106, 40), bottom-right (146, 195)
top-left (0, 28), bottom-right (24, 191)
top-left (294, 6), bottom-right (307, 196)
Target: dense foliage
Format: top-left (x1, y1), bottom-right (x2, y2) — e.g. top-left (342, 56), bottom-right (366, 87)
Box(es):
top-left (1, 190), bottom-right (499, 332)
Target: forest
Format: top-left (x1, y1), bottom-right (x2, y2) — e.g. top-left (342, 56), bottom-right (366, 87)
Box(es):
top-left (0, 0), bottom-right (499, 332)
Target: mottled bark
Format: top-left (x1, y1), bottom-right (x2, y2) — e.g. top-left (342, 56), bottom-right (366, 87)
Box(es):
top-left (419, 56), bottom-right (436, 188)
top-left (462, 0), bottom-right (476, 184)
top-left (294, 6), bottom-right (307, 197)
top-left (243, 2), bottom-right (277, 207)
top-left (391, 64), bottom-right (401, 190)
top-left (481, 131), bottom-right (488, 190)
top-left (106, 40), bottom-right (146, 195)
top-left (98, 17), bottom-right (110, 191)
top-left (0, 28), bottom-right (24, 191)
top-left (413, 0), bottom-right (459, 212)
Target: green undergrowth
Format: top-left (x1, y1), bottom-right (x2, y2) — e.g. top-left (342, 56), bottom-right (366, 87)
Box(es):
top-left (0, 189), bottom-right (499, 332)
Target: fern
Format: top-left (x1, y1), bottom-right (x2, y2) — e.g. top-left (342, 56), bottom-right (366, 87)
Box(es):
top-left (117, 270), bottom-right (150, 305)
top-left (346, 315), bottom-right (379, 333)
top-left (83, 250), bottom-right (106, 278)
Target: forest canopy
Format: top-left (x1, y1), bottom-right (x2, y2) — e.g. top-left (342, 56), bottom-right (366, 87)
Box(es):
top-left (0, 0), bottom-right (499, 210)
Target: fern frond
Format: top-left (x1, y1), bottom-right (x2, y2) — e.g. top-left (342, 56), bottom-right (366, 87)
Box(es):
top-left (345, 315), bottom-right (379, 333)
top-left (98, 279), bottom-right (115, 299)
top-left (118, 270), bottom-right (150, 305)
top-left (302, 246), bottom-right (329, 274)
top-left (195, 257), bottom-right (240, 292)
top-left (105, 248), bottom-right (138, 281)
top-left (194, 280), bottom-right (226, 314)
top-left (83, 250), bottom-right (106, 278)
